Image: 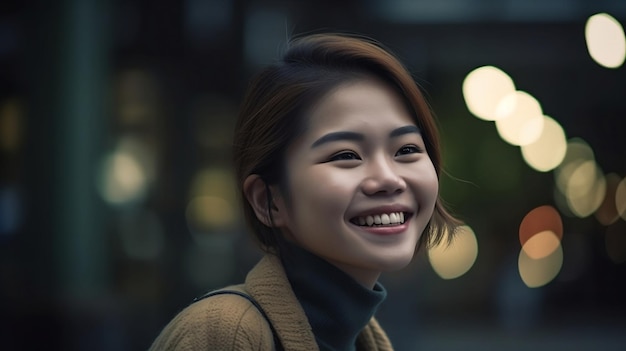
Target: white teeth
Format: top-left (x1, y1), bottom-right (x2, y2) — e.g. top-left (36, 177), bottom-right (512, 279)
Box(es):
top-left (381, 214), bottom-right (390, 225)
top-left (390, 213), bottom-right (398, 223)
top-left (354, 212), bottom-right (406, 227)
top-left (374, 215), bottom-right (382, 224)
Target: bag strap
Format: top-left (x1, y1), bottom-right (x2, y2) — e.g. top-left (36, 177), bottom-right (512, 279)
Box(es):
top-left (194, 290), bottom-right (284, 351)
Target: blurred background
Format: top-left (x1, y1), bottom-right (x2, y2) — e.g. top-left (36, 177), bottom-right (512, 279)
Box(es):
top-left (1, 0), bottom-right (625, 350)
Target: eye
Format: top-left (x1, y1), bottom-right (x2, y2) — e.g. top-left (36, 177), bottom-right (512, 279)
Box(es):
top-left (328, 151), bottom-right (361, 162)
top-left (396, 145), bottom-right (422, 156)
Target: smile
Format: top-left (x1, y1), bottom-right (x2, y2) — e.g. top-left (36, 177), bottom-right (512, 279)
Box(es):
top-left (351, 212), bottom-right (407, 227)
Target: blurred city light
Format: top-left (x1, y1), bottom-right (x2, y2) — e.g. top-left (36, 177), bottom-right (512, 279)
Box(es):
top-left (520, 116), bottom-right (567, 172)
top-left (494, 91), bottom-right (544, 146)
top-left (0, 98), bottom-right (23, 153)
top-left (97, 149), bottom-right (149, 206)
top-left (186, 168), bottom-right (237, 239)
top-left (565, 160), bottom-right (606, 218)
top-left (518, 236), bottom-right (563, 288)
top-left (554, 138), bottom-right (595, 194)
top-left (521, 230), bottom-right (561, 260)
top-left (595, 173), bottom-right (622, 226)
top-left (462, 66), bottom-right (516, 121)
top-left (519, 205), bottom-right (563, 247)
top-left (186, 196), bottom-right (235, 232)
top-left (585, 13), bottom-right (626, 68)
top-left (428, 225), bottom-right (478, 280)
top-left (616, 176), bottom-right (626, 220)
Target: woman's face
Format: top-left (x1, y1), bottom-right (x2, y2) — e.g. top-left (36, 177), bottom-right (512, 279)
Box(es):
top-left (273, 78), bottom-right (439, 287)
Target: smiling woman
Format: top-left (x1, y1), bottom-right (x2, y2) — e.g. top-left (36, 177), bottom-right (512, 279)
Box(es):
top-left (150, 33), bottom-right (462, 351)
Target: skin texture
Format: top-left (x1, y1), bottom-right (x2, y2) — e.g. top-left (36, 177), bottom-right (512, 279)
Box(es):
top-left (271, 78), bottom-right (439, 288)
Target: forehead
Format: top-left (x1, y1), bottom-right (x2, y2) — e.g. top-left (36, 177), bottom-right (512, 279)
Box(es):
top-left (304, 78), bottom-right (416, 134)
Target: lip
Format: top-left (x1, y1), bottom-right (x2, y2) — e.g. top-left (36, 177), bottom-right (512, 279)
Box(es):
top-left (348, 204), bottom-right (414, 236)
top-left (352, 218), bottom-right (411, 236)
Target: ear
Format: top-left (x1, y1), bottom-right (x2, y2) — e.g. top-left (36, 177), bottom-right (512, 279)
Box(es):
top-left (243, 174), bottom-right (288, 228)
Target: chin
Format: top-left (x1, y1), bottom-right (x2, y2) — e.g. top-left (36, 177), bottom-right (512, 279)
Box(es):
top-left (373, 252), bottom-right (415, 272)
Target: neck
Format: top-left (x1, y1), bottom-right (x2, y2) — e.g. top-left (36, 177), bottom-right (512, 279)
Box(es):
top-left (280, 239), bottom-right (387, 351)
top-left (320, 258), bottom-right (381, 289)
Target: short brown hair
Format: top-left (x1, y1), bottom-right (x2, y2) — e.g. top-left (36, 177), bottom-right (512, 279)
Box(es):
top-left (233, 33), bottom-right (461, 251)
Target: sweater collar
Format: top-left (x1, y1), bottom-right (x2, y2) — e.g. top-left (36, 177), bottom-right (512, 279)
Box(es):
top-left (279, 239), bottom-right (387, 351)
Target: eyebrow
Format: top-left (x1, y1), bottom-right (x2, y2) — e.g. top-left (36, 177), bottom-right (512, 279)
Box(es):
top-left (389, 125), bottom-right (421, 138)
top-left (310, 125), bottom-right (421, 149)
top-left (311, 131), bottom-right (364, 149)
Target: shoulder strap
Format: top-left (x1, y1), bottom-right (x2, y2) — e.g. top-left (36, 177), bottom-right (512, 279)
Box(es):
top-left (194, 290), bottom-right (284, 351)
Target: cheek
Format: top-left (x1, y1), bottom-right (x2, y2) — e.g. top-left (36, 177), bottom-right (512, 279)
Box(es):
top-left (288, 167), bottom-right (355, 220)
top-left (413, 161), bottom-right (440, 205)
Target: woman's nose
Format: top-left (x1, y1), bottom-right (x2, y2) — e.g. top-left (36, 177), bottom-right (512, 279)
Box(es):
top-left (361, 157), bottom-right (407, 196)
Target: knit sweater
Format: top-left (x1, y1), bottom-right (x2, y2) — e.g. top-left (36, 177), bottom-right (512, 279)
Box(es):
top-left (149, 254), bottom-right (394, 350)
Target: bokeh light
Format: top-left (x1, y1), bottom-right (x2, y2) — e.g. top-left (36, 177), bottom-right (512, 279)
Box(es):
top-left (595, 173), bottom-right (622, 225)
top-left (522, 230), bottom-right (561, 260)
top-left (97, 150), bottom-right (148, 205)
top-left (186, 168), bottom-right (238, 238)
top-left (0, 98), bottom-right (23, 153)
top-left (519, 205), bottom-right (563, 247)
top-left (494, 91), bottom-right (544, 146)
top-left (518, 237), bottom-right (563, 288)
top-left (553, 138), bottom-right (606, 218)
top-left (186, 196), bottom-right (235, 232)
top-left (462, 66), bottom-right (516, 121)
top-left (428, 225), bottom-right (478, 280)
top-left (565, 160), bottom-right (606, 218)
top-left (585, 13), bottom-right (626, 69)
top-left (616, 176), bottom-right (626, 220)
top-left (520, 116), bottom-right (567, 172)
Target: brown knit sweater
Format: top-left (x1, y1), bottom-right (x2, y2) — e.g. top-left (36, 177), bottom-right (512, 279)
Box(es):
top-left (149, 254), bottom-right (394, 350)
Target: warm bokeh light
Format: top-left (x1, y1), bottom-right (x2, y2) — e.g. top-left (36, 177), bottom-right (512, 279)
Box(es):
top-left (616, 176), bottom-right (626, 220)
top-left (519, 205), bottom-right (563, 247)
top-left (566, 160), bottom-right (606, 218)
top-left (554, 138), bottom-right (595, 195)
top-left (0, 98), bottom-right (23, 153)
top-left (98, 151), bottom-right (148, 205)
top-left (462, 66), bottom-right (516, 121)
top-left (186, 196), bottom-right (235, 232)
top-left (585, 13), bottom-right (626, 68)
top-left (521, 230), bottom-right (561, 260)
top-left (595, 173), bottom-right (622, 225)
top-left (494, 91), bottom-right (544, 146)
top-left (520, 116), bottom-right (567, 172)
top-left (428, 225), bottom-right (478, 280)
top-left (518, 240), bottom-right (563, 288)
top-left (605, 221), bottom-right (626, 264)
top-left (186, 168), bottom-right (238, 234)
top-left (189, 168), bottom-right (237, 201)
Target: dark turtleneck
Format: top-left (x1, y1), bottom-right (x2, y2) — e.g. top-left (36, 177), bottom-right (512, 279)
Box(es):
top-left (279, 239), bottom-right (387, 351)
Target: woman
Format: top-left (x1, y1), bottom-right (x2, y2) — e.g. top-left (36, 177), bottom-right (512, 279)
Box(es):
top-left (151, 33), bottom-right (460, 351)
